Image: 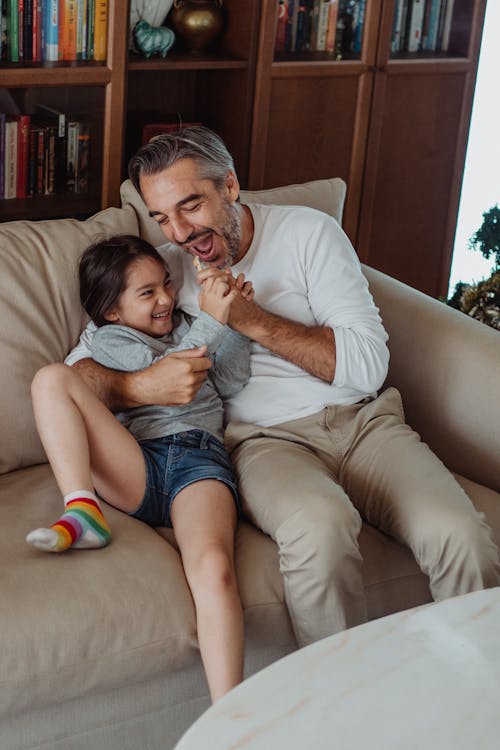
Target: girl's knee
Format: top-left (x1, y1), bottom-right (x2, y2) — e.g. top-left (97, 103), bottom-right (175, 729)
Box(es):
top-left (31, 363), bottom-right (78, 399)
top-left (187, 546), bottom-right (237, 595)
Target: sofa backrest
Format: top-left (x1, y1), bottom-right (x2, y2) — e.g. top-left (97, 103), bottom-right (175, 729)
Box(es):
top-left (0, 206), bottom-right (139, 475)
top-left (119, 177), bottom-right (347, 246)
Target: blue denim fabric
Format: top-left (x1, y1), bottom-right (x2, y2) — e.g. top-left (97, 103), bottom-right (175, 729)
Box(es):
top-left (131, 429), bottom-right (240, 528)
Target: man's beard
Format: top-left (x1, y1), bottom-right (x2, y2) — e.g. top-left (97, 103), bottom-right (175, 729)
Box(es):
top-left (179, 198), bottom-right (242, 268)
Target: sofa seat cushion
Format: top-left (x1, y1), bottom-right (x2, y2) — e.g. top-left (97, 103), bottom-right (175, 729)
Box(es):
top-left (0, 206), bottom-right (139, 475)
top-left (0, 465), bottom-right (198, 719)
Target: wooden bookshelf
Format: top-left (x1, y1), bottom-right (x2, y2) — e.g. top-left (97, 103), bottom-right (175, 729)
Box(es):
top-left (0, 0), bottom-right (488, 298)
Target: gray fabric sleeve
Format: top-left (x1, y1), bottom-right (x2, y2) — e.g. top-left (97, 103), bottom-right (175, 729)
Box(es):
top-left (209, 328), bottom-right (251, 399)
top-left (91, 312), bottom-right (227, 372)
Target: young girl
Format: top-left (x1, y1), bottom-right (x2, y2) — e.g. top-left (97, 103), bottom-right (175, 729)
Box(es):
top-left (27, 234), bottom-right (252, 702)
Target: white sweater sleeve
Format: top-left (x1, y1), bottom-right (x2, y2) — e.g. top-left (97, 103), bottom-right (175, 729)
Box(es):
top-left (304, 216), bottom-right (389, 393)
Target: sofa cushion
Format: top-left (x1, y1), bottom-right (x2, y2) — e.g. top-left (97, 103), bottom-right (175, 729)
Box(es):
top-left (0, 464), bottom-right (198, 718)
top-left (119, 176), bottom-right (347, 250)
top-left (0, 206), bottom-right (139, 475)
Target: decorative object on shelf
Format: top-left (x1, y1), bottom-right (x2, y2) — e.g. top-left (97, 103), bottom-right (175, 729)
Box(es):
top-left (133, 20), bottom-right (176, 58)
top-left (170, 0), bottom-right (224, 54)
top-left (129, 0), bottom-right (174, 49)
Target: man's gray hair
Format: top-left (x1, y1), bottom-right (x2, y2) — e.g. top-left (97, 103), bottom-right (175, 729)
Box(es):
top-left (128, 125), bottom-right (236, 196)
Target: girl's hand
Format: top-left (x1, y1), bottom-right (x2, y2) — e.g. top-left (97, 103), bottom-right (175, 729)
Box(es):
top-left (198, 272), bottom-right (238, 325)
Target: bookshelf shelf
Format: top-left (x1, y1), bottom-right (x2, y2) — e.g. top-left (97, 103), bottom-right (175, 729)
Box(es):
top-left (0, 193), bottom-right (100, 222)
top-left (128, 53), bottom-right (248, 72)
top-left (271, 59), bottom-right (365, 78)
top-left (0, 65), bottom-right (111, 87)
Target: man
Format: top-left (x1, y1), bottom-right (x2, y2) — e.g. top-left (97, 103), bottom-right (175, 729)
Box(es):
top-left (68, 126), bottom-right (500, 647)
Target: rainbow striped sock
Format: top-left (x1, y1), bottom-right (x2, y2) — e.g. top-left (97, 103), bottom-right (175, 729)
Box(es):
top-left (26, 491), bottom-right (112, 552)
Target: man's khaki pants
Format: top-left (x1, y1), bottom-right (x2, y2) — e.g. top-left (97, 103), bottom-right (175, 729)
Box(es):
top-left (225, 387), bottom-right (500, 647)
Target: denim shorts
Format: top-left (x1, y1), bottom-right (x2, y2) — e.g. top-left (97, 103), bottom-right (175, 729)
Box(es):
top-left (131, 429), bottom-right (240, 528)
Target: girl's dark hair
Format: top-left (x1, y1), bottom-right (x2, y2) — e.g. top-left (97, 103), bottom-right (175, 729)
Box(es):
top-left (79, 234), bottom-right (166, 327)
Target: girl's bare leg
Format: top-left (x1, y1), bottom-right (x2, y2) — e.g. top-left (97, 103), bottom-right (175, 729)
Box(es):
top-left (28, 363), bottom-right (146, 551)
top-left (171, 480), bottom-right (244, 702)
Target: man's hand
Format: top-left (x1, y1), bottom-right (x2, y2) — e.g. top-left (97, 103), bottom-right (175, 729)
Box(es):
top-left (73, 346), bottom-right (211, 411)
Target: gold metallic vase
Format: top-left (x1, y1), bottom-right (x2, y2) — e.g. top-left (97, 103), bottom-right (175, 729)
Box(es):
top-left (170, 0), bottom-right (224, 54)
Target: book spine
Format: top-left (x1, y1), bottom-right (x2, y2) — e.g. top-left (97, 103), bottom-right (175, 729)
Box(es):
top-left (352, 0), bottom-right (366, 54)
top-left (27, 126), bottom-right (39, 197)
top-left (32, 0), bottom-right (42, 61)
top-left (325, 1), bottom-right (339, 54)
top-left (408, 0), bottom-right (425, 53)
top-left (436, 0), bottom-right (448, 51)
top-left (63, 0), bottom-right (77, 60)
top-left (8, 0), bottom-right (18, 61)
top-left (76, 123), bottom-right (90, 193)
top-left (391, 0), bottom-right (405, 54)
top-left (18, 0), bottom-right (24, 61)
top-left (0, 113), bottom-right (6, 200)
top-left (24, 0), bottom-right (33, 60)
top-left (43, 0), bottom-right (58, 60)
top-left (93, 0), bottom-right (107, 61)
top-left (4, 119), bottom-right (18, 200)
top-left (441, 0), bottom-right (455, 52)
top-left (36, 127), bottom-right (46, 196)
top-left (309, 0), bottom-right (321, 50)
top-left (44, 125), bottom-right (56, 195)
top-left (66, 121), bottom-right (79, 192)
top-left (316, 0), bottom-right (330, 51)
top-left (275, 0), bottom-right (288, 53)
top-left (423, 0), bottom-right (442, 52)
top-left (86, 0), bottom-right (95, 58)
top-left (16, 114), bottom-right (30, 199)
top-left (76, 0), bottom-right (87, 59)
top-left (295, 2), bottom-right (307, 52)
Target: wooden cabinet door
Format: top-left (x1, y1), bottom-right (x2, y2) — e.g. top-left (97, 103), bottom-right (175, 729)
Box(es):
top-left (356, 0), bottom-right (487, 298)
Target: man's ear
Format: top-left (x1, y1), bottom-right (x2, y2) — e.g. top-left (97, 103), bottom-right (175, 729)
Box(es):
top-left (225, 170), bottom-right (240, 203)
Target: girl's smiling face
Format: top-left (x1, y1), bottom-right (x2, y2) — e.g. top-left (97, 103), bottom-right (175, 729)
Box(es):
top-left (105, 256), bottom-right (175, 338)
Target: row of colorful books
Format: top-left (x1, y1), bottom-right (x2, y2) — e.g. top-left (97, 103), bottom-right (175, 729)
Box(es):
top-left (0, 0), bottom-right (108, 63)
top-left (391, 0), bottom-right (456, 54)
top-left (0, 107), bottom-right (90, 200)
top-left (275, 0), bottom-right (366, 57)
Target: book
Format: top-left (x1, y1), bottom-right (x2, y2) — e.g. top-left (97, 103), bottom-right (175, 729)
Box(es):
top-left (391, 0), bottom-right (406, 54)
top-left (32, 0), bottom-right (42, 61)
top-left (422, 0), bottom-right (442, 52)
top-left (8, 0), bottom-right (18, 61)
top-left (86, 0), bottom-right (95, 58)
top-left (35, 126), bottom-right (46, 195)
top-left (24, 0), bottom-right (33, 60)
top-left (43, 0), bottom-right (58, 60)
top-left (16, 114), bottom-right (30, 199)
top-left (59, 0), bottom-right (77, 60)
top-left (34, 104), bottom-right (68, 193)
top-left (93, 0), bottom-right (107, 61)
top-left (76, 122), bottom-right (90, 193)
top-left (18, 0), bottom-right (24, 60)
top-left (4, 118), bottom-right (18, 199)
top-left (316, 0), bottom-right (330, 51)
top-left (295, 2), bottom-right (308, 52)
top-left (309, 0), bottom-right (321, 50)
top-left (76, 0), bottom-right (87, 59)
top-left (408, 0), bottom-right (425, 52)
top-left (66, 120), bottom-right (80, 192)
top-left (275, 0), bottom-right (288, 53)
top-left (325, 1), bottom-right (339, 54)
top-left (352, 0), bottom-right (366, 54)
top-left (441, 0), bottom-right (455, 52)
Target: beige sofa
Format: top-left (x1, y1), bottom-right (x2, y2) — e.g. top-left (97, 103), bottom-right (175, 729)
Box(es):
top-left (1, 178), bottom-right (499, 750)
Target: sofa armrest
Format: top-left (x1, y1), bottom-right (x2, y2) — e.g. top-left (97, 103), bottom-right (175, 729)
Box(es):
top-left (363, 265), bottom-right (500, 493)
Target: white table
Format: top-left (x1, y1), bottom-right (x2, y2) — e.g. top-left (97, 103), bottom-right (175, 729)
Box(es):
top-left (174, 587), bottom-right (500, 749)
